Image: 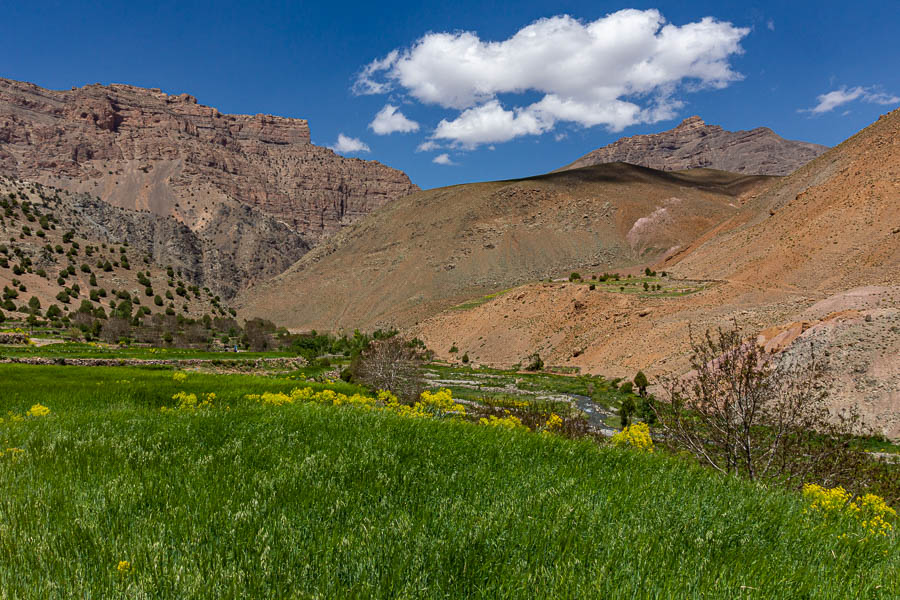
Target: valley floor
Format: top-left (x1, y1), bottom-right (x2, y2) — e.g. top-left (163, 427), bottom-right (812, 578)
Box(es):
top-left (0, 362), bottom-right (897, 598)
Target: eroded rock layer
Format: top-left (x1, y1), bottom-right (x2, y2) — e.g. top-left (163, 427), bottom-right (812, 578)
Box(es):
top-left (0, 78), bottom-right (418, 243)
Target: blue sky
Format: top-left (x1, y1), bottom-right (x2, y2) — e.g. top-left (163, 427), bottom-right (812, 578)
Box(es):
top-left (2, 1), bottom-right (898, 189)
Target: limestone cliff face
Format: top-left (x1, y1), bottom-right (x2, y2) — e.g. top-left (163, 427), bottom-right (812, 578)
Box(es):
top-left (559, 116), bottom-right (827, 176)
top-left (0, 78), bottom-right (418, 243)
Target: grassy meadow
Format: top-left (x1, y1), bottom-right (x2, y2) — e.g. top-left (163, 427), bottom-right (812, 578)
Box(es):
top-left (0, 363), bottom-right (897, 598)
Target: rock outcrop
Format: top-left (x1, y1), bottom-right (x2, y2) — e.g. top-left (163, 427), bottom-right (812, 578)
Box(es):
top-left (558, 116), bottom-right (827, 176)
top-left (0, 77), bottom-right (418, 243)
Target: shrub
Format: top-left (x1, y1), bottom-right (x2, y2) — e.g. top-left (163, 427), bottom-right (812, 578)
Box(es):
top-left (611, 422), bottom-right (653, 451)
top-left (618, 394), bottom-right (635, 428)
top-left (657, 323), bottom-right (870, 489)
top-left (569, 272), bottom-right (582, 282)
top-left (354, 336), bottom-right (424, 402)
top-left (525, 353), bottom-right (544, 371)
top-left (633, 371), bottom-right (649, 396)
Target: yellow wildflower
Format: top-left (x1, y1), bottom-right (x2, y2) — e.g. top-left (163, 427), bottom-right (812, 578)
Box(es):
top-left (116, 560), bottom-right (132, 573)
top-left (0, 448), bottom-right (25, 461)
top-left (610, 422), bottom-right (653, 451)
top-left (418, 389), bottom-right (466, 416)
top-left (803, 484), bottom-right (896, 537)
top-left (26, 404), bottom-right (50, 417)
top-left (172, 371), bottom-right (188, 383)
top-left (544, 413), bottom-right (563, 432)
top-left (479, 411), bottom-right (529, 431)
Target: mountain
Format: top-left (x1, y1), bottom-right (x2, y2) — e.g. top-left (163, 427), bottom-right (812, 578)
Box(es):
top-left (558, 116), bottom-right (827, 176)
top-left (237, 163), bottom-right (773, 330)
top-left (0, 78), bottom-right (418, 297)
top-left (667, 109), bottom-right (900, 293)
top-left (0, 78), bottom-right (418, 243)
top-left (414, 108), bottom-right (900, 438)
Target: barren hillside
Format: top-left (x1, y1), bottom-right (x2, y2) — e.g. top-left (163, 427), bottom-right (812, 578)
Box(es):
top-left (415, 108), bottom-right (900, 438)
top-left (238, 163), bottom-right (773, 330)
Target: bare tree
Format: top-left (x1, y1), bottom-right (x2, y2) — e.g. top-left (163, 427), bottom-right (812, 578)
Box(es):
top-left (100, 317), bottom-right (131, 344)
top-left (657, 324), bottom-right (870, 490)
top-left (354, 336), bottom-right (424, 402)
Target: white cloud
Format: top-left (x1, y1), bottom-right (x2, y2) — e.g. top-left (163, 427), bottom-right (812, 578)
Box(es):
top-left (803, 86), bottom-right (900, 115)
top-left (432, 153), bottom-right (456, 165)
top-left (352, 50), bottom-right (398, 95)
top-left (329, 133), bottom-right (370, 154)
top-left (354, 10), bottom-right (749, 147)
top-left (369, 104), bottom-right (420, 135)
top-left (415, 140), bottom-right (442, 152)
top-left (865, 91), bottom-right (900, 105)
top-left (766, 19), bottom-right (775, 31)
top-left (433, 100), bottom-right (553, 147)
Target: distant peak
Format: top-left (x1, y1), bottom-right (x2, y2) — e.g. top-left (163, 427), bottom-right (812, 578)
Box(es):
top-left (675, 116), bottom-right (707, 129)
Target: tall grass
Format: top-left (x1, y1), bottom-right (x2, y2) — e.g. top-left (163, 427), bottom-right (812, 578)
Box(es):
top-left (0, 365), bottom-right (896, 598)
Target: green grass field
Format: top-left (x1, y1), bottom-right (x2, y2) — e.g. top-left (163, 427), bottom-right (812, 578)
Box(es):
top-left (0, 364), bottom-right (897, 598)
top-left (0, 341), bottom-right (295, 360)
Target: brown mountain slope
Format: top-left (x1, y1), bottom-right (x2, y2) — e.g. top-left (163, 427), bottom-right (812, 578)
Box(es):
top-left (414, 108), bottom-right (900, 438)
top-left (558, 116), bottom-right (827, 176)
top-left (0, 78), bottom-right (418, 244)
top-left (238, 163), bottom-right (773, 330)
top-left (667, 108), bottom-right (900, 293)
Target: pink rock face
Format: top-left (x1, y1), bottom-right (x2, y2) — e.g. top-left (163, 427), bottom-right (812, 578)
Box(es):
top-left (0, 78), bottom-right (418, 242)
top-left (559, 116), bottom-right (828, 176)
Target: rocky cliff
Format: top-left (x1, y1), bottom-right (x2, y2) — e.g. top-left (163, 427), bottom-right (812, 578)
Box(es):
top-left (0, 78), bottom-right (418, 243)
top-left (1, 176), bottom-right (309, 302)
top-left (558, 116), bottom-right (827, 176)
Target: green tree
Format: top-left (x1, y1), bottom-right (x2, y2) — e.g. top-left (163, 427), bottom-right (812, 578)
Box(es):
top-left (619, 395), bottom-right (636, 429)
top-left (633, 371), bottom-right (649, 397)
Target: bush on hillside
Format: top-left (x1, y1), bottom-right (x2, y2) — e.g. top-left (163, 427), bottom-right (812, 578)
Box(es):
top-left (525, 353), bottom-right (544, 371)
top-left (657, 323), bottom-right (871, 492)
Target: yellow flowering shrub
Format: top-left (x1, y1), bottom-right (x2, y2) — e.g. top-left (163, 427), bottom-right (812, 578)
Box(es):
top-left (26, 403), bottom-right (51, 417)
top-left (610, 422), bottom-right (653, 451)
top-left (479, 411), bottom-right (530, 431)
top-left (803, 484), bottom-right (896, 537)
top-left (417, 389), bottom-right (466, 417)
top-left (162, 391), bottom-right (217, 412)
top-left (247, 391), bottom-right (293, 406)
top-left (245, 387), bottom-right (466, 420)
top-left (172, 371), bottom-right (188, 383)
top-left (543, 413), bottom-right (563, 432)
